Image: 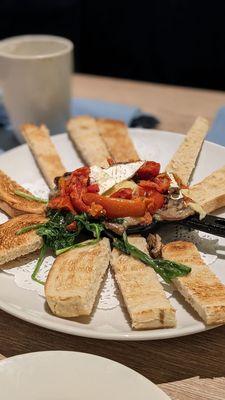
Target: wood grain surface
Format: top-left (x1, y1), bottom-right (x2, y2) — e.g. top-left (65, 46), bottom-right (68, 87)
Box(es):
top-left (0, 308), bottom-right (225, 385)
top-left (73, 74), bottom-right (225, 133)
top-left (1, 75), bottom-right (225, 399)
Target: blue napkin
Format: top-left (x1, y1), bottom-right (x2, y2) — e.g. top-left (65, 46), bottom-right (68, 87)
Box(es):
top-left (206, 107), bottom-right (225, 146)
top-left (0, 96), bottom-right (159, 152)
top-left (70, 97), bottom-right (157, 126)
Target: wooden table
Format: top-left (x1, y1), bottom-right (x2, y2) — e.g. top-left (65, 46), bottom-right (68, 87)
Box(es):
top-left (1, 74), bottom-right (225, 389)
top-left (73, 74), bottom-right (225, 133)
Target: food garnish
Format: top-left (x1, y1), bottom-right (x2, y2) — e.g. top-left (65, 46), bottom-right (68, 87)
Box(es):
top-left (15, 190), bottom-right (48, 203)
top-left (16, 160), bottom-right (193, 285)
top-left (113, 232), bottom-right (191, 283)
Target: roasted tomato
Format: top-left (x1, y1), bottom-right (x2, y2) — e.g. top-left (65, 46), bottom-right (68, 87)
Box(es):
top-left (139, 180), bottom-right (159, 194)
top-left (66, 167), bottom-right (90, 193)
top-left (145, 191), bottom-right (165, 214)
top-left (83, 193), bottom-right (147, 218)
top-left (48, 196), bottom-right (74, 213)
top-left (89, 203), bottom-right (106, 218)
top-left (87, 183), bottom-right (100, 193)
top-left (153, 173), bottom-right (171, 193)
top-left (136, 161), bottom-right (160, 180)
top-left (66, 221), bottom-right (77, 231)
top-left (111, 188), bottom-right (133, 199)
top-left (70, 190), bottom-right (90, 213)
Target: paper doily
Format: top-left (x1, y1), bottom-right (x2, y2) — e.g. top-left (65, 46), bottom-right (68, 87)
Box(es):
top-left (1, 179), bottom-right (223, 310)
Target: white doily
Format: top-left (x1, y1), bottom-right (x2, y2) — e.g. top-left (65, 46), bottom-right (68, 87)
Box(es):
top-left (1, 179), bottom-right (223, 310)
top-left (157, 223), bottom-right (222, 265)
top-left (1, 180), bottom-right (119, 310)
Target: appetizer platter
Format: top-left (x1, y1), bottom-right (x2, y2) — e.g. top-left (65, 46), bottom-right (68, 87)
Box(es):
top-left (0, 116), bottom-right (225, 340)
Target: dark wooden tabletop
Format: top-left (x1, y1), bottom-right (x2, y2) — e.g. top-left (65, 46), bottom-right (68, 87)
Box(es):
top-left (1, 307), bottom-right (225, 384)
top-left (1, 74), bottom-right (225, 386)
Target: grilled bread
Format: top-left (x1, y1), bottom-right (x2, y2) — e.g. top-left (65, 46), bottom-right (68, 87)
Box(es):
top-left (67, 116), bottom-right (110, 168)
top-left (0, 170), bottom-right (46, 217)
top-left (110, 236), bottom-right (176, 329)
top-left (45, 238), bottom-right (111, 317)
top-left (162, 241), bottom-right (225, 325)
top-left (166, 116), bottom-right (209, 185)
top-left (21, 124), bottom-right (66, 189)
top-left (97, 119), bottom-right (139, 163)
top-left (183, 165), bottom-right (225, 213)
top-left (0, 214), bottom-right (46, 266)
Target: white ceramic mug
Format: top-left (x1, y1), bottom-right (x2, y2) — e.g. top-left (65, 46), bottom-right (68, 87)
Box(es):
top-left (0, 35), bottom-right (73, 142)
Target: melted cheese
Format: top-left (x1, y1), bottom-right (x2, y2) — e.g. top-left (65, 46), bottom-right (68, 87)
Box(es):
top-left (90, 161), bottom-right (144, 194)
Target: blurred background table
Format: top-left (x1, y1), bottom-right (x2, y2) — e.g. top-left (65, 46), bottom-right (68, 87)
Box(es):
top-left (1, 74), bottom-right (225, 394)
top-left (74, 74), bottom-right (225, 133)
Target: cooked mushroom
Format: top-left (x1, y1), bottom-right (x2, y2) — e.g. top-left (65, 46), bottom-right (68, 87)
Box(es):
top-left (103, 221), bottom-right (125, 235)
top-left (155, 198), bottom-right (194, 221)
top-left (147, 233), bottom-right (162, 258)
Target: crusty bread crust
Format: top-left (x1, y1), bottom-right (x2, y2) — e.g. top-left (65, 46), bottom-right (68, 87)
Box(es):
top-left (21, 124), bottom-right (66, 189)
top-left (0, 170), bottom-right (46, 217)
top-left (184, 165), bottom-right (225, 213)
top-left (0, 214), bottom-right (46, 266)
top-left (166, 116), bottom-right (209, 185)
top-left (97, 119), bottom-right (139, 163)
top-left (111, 236), bottom-right (176, 329)
top-left (67, 116), bottom-right (110, 168)
top-left (162, 241), bottom-right (225, 325)
top-left (45, 238), bottom-right (111, 317)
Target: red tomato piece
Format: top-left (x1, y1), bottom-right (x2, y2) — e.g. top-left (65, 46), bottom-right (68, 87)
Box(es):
top-left (111, 188), bottom-right (133, 199)
top-left (136, 161), bottom-right (160, 180)
top-left (89, 203), bottom-right (106, 218)
top-left (87, 183), bottom-right (100, 193)
top-left (153, 174), bottom-right (171, 193)
top-left (145, 191), bottom-right (165, 214)
top-left (66, 221), bottom-right (77, 231)
top-left (48, 196), bottom-right (74, 213)
top-left (139, 180), bottom-right (159, 193)
top-left (70, 190), bottom-right (90, 213)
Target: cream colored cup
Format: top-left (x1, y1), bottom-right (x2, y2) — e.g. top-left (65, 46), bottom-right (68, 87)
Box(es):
top-left (0, 35), bottom-right (73, 141)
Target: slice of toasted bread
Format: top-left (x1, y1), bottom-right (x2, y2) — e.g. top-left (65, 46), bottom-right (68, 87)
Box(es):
top-left (162, 241), bottom-right (225, 325)
top-left (45, 238), bottom-right (111, 317)
top-left (110, 236), bottom-right (176, 329)
top-left (0, 170), bottom-right (46, 217)
top-left (183, 165), bottom-right (225, 213)
top-left (67, 116), bottom-right (110, 167)
top-left (97, 119), bottom-right (139, 163)
top-left (0, 214), bottom-right (46, 266)
top-left (166, 116), bottom-right (209, 185)
top-left (21, 124), bottom-right (66, 189)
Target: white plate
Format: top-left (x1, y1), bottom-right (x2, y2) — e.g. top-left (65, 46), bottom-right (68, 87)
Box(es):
top-left (0, 351), bottom-right (171, 399)
top-left (0, 129), bottom-right (225, 341)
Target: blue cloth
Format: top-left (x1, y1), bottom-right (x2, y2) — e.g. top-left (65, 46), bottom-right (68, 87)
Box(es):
top-left (0, 96), bottom-right (158, 151)
top-left (70, 97), bottom-right (142, 125)
top-left (206, 107), bottom-right (225, 146)
top-left (1, 95), bottom-right (225, 151)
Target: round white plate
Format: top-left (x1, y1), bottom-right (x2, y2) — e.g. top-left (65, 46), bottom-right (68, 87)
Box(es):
top-left (0, 351), bottom-right (171, 399)
top-left (0, 129), bottom-right (225, 340)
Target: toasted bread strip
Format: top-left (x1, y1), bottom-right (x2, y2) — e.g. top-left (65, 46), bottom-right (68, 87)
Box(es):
top-left (166, 116), bottom-right (209, 185)
top-left (0, 170), bottom-right (46, 217)
top-left (110, 236), bottom-right (176, 329)
top-left (0, 214), bottom-right (46, 266)
top-left (67, 116), bottom-right (110, 168)
top-left (183, 165), bottom-right (225, 213)
top-left (97, 119), bottom-right (139, 163)
top-left (162, 241), bottom-right (225, 325)
top-left (21, 124), bottom-right (66, 189)
top-left (45, 238), bottom-right (111, 317)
